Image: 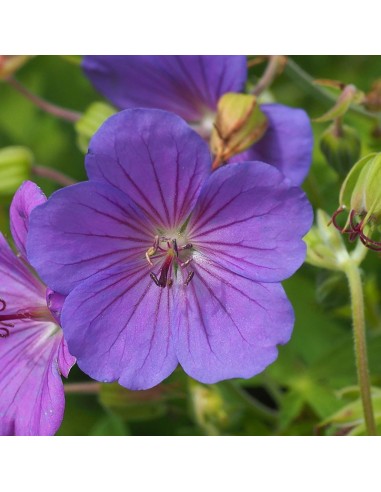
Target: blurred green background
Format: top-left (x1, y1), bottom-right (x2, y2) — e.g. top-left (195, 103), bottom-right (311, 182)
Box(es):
top-left (1, 55), bottom-right (381, 435)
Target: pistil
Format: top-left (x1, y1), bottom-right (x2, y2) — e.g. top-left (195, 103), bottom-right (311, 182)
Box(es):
top-left (146, 236), bottom-right (194, 288)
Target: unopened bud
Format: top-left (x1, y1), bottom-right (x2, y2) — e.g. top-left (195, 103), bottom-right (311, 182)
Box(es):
top-left (188, 380), bottom-right (228, 436)
top-left (0, 56), bottom-right (32, 80)
top-left (320, 123), bottom-right (361, 176)
top-left (211, 92), bottom-right (268, 168)
top-left (331, 153), bottom-right (381, 251)
top-left (75, 101), bottom-right (116, 153)
top-left (0, 146), bottom-right (33, 195)
top-left (305, 210), bottom-right (351, 270)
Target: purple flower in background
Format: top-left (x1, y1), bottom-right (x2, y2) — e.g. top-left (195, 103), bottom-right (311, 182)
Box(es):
top-left (28, 109), bottom-right (312, 390)
top-left (0, 181), bottom-right (75, 436)
top-left (82, 55), bottom-right (313, 185)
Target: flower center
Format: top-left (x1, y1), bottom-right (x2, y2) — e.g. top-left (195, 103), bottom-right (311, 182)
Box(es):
top-left (145, 235), bottom-right (194, 288)
top-left (0, 298), bottom-right (53, 338)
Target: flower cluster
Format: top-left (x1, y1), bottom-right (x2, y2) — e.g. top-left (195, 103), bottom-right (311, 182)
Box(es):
top-left (0, 55), bottom-right (313, 435)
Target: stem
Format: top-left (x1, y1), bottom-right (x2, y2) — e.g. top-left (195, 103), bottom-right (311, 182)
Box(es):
top-left (284, 58), bottom-right (381, 124)
top-left (32, 165), bottom-right (77, 187)
top-left (64, 382), bottom-right (101, 394)
top-left (6, 76), bottom-right (81, 123)
top-left (252, 56), bottom-right (282, 96)
top-left (333, 116), bottom-right (343, 137)
top-left (344, 261), bottom-right (377, 435)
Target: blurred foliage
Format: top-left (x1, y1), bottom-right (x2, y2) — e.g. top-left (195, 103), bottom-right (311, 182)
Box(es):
top-left (1, 55), bottom-right (381, 435)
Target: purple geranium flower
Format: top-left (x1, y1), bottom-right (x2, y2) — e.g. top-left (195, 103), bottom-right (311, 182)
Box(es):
top-left (28, 109), bottom-right (312, 390)
top-left (82, 55), bottom-right (313, 185)
top-left (0, 181), bottom-right (75, 436)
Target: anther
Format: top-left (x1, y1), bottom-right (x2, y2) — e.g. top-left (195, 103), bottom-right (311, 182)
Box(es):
top-left (150, 272), bottom-right (162, 287)
top-left (181, 243), bottom-right (193, 250)
top-left (184, 271), bottom-right (195, 286)
top-left (172, 239), bottom-right (179, 257)
top-left (179, 258), bottom-right (193, 268)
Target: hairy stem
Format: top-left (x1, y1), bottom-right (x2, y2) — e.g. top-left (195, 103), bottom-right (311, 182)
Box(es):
top-left (64, 382), bottom-right (101, 394)
top-left (344, 261), bottom-right (377, 435)
top-left (6, 76), bottom-right (81, 122)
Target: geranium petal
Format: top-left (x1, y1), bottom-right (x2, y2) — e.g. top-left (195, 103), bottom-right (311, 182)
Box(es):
top-left (231, 104), bottom-right (313, 185)
top-left (0, 323), bottom-right (66, 436)
top-left (82, 55), bottom-right (247, 121)
top-left (175, 261), bottom-right (293, 383)
top-left (0, 233), bottom-right (45, 312)
top-left (61, 262), bottom-right (178, 390)
top-left (57, 337), bottom-right (76, 378)
top-left (10, 180), bottom-right (46, 259)
top-left (46, 289), bottom-right (66, 324)
top-left (27, 181), bottom-right (154, 294)
top-left (86, 109), bottom-right (212, 230)
top-left (188, 161), bottom-right (313, 283)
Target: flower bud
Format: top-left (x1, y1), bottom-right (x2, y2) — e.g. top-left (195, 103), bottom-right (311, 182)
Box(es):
top-left (188, 380), bottom-right (229, 435)
top-left (331, 153), bottom-right (381, 251)
top-left (305, 209), bottom-right (351, 270)
top-left (0, 146), bottom-right (33, 195)
top-left (75, 101), bottom-right (116, 153)
top-left (211, 92), bottom-right (268, 168)
top-left (320, 123), bottom-right (361, 176)
top-left (0, 56), bottom-right (31, 80)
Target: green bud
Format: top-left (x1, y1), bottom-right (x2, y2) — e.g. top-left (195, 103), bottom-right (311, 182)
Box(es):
top-left (320, 123), bottom-right (361, 176)
top-left (211, 92), bottom-right (268, 168)
top-left (0, 146), bottom-right (33, 195)
top-left (340, 153), bottom-right (381, 220)
top-left (331, 153), bottom-right (381, 252)
top-left (188, 380), bottom-right (230, 436)
top-left (75, 102), bottom-right (117, 153)
top-left (305, 209), bottom-right (352, 271)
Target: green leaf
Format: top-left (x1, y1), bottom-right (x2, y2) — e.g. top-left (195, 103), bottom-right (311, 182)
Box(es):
top-left (278, 391), bottom-right (305, 431)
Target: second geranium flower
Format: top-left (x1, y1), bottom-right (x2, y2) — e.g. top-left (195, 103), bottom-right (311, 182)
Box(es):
top-left (27, 109), bottom-right (312, 390)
